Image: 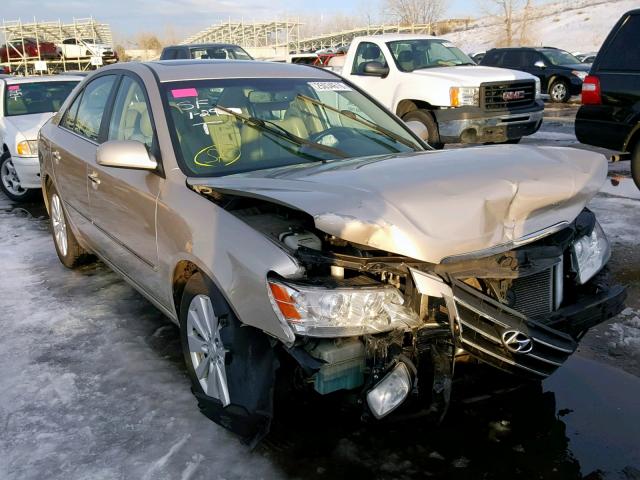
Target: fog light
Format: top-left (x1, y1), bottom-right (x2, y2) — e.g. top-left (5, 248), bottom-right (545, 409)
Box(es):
top-left (366, 362), bottom-right (411, 419)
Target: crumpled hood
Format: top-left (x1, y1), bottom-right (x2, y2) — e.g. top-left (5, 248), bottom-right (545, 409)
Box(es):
top-left (189, 145), bottom-right (607, 264)
top-left (409, 65), bottom-right (536, 85)
top-left (5, 112), bottom-right (56, 140)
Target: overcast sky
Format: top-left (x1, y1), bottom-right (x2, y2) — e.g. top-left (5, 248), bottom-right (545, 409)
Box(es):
top-left (2, 0), bottom-right (476, 43)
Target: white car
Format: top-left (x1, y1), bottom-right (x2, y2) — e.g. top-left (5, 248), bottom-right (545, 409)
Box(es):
top-left (0, 75), bottom-right (82, 201)
top-left (57, 38), bottom-right (118, 63)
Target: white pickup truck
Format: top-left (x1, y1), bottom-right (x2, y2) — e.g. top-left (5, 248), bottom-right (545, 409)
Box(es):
top-left (337, 35), bottom-right (544, 147)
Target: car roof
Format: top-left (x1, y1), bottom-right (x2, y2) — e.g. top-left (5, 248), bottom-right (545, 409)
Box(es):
top-left (354, 34), bottom-right (448, 43)
top-left (109, 60), bottom-right (339, 83)
top-left (165, 43), bottom-right (242, 49)
top-left (2, 74), bottom-right (85, 85)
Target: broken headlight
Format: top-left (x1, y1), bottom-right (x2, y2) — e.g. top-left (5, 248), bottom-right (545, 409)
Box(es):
top-left (571, 221), bottom-right (611, 284)
top-left (267, 280), bottom-right (419, 337)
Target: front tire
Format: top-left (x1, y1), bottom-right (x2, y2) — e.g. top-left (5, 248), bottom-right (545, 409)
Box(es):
top-left (179, 273), bottom-right (279, 443)
top-left (47, 184), bottom-right (90, 268)
top-left (549, 79), bottom-right (571, 103)
top-left (402, 109), bottom-right (444, 150)
top-left (632, 142), bottom-right (640, 190)
top-left (0, 153), bottom-right (38, 202)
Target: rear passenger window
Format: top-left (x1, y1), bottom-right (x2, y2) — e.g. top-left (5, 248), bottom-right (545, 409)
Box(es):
top-left (599, 15), bottom-right (640, 71)
top-left (482, 50), bottom-right (503, 65)
top-left (107, 76), bottom-right (155, 149)
top-left (73, 75), bottom-right (116, 142)
top-left (502, 50), bottom-right (523, 68)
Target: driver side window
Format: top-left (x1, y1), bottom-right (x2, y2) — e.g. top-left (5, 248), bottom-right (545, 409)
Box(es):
top-left (352, 42), bottom-right (387, 75)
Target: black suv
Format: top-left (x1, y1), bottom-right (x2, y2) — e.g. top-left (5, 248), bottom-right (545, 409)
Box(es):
top-left (481, 47), bottom-right (589, 102)
top-left (160, 43), bottom-right (253, 61)
top-left (575, 9), bottom-right (640, 188)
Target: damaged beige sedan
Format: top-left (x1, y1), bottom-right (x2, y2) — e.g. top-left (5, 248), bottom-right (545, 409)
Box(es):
top-left (39, 60), bottom-right (625, 443)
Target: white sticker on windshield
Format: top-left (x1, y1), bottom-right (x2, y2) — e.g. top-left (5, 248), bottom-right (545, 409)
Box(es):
top-left (308, 82), bottom-right (352, 92)
top-left (442, 42), bottom-right (455, 48)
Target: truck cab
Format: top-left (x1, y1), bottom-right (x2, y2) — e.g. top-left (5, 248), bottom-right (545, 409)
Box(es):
top-left (340, 35), bottom-right (544, 148)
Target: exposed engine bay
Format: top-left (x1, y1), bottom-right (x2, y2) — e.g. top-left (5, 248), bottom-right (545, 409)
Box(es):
top-left (193, 186), bottom-right (626, 428)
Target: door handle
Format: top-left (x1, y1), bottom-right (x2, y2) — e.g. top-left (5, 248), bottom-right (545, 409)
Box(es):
top-left (88, 171), bottom-right (101, 185)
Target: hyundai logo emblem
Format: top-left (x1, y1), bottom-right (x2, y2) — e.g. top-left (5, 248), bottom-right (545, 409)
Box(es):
top-left (501, 329), bottom-right (533, 354)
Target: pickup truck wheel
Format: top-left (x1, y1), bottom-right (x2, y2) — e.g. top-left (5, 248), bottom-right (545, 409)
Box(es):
top-left (631, 142), bottom-right (640, 190)
top-left (47, 184), bottom-right (90, 268)
top-left (402, 110), bottom-right (444, 150)
top-left (0, 153), bottom-right (38, 202)
top-left (549, 79), bottom-right (570, 103)
top-left (180, 273), bottom-right (278, 443)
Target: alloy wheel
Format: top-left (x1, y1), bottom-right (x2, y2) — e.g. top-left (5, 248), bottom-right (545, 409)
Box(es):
top-left (551, 83), bottom-right (567, 102)
top-left (1, 158), bottom-right (27, 197)
top-left (186, 294), bottom-right (231, 406)
top-left (51, 193), bottom-right (68, 257)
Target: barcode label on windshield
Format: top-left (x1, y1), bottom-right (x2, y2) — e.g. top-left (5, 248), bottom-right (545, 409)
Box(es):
top-left (308, 82), bottom-right (352, 92)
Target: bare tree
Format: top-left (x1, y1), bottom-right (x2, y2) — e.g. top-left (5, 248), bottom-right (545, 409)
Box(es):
top-left (481, 0), bottom-right (536, 46)
top-left (383, 0), bottom-right (446, 27)
top-left (136, 33), bottom-right (162, 51)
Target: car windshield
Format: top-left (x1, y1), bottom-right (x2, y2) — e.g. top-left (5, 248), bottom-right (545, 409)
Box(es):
top-left (164, 77), bottom-right (422, 177)
top-left (387, 39), bottom-right (474, 72)
top-left (542, 49), bottom-right (581, 66)
top-left (189, 46), bottom-right (252, 60)
top-left (4, 81), bottom-right (79, 116)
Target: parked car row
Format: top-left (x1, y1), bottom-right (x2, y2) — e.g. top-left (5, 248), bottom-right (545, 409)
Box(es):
top-left (0, 37), bottom-right (118, 64)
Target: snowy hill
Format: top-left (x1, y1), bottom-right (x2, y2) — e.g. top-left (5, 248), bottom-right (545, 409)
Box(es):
top-left (444, 0), bottom-right (638, 54)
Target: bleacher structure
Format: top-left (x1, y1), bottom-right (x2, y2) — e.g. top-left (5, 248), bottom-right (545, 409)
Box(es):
top-left (181, 20), bottom-right (302, 51)
top-left (0, 17), bottom-right (113, 74)
top-left (180, 18), bottom-right (472, 55)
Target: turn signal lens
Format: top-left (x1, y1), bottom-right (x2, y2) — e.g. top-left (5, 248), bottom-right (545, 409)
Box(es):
top-left (16, 140), bottom-right (31, 156)
top-left (268, 282), bottom-right (301, 321)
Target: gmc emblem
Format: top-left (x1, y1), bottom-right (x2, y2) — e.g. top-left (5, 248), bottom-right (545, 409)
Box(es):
top-left (503, 90), bottom-right (526, 101)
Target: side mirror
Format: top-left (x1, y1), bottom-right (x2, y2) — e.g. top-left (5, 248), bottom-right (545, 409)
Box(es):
top-left (363, 61), bottom-right (390, 77)
top-left (96, 140), bottom-right (157, 171)
top-left (534, 60), bottom-right (546, 69)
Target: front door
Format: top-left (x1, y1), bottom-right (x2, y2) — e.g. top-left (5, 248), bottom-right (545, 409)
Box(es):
top-left (348, 42), bottom-right (395, 107)
top-left (86, 74), bottom-right (164, 300)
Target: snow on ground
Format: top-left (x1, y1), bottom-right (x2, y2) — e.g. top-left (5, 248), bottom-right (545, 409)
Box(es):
top-left (444, 0), bottom-right (638, 54)
top-left (0, 208), bottom-right (283, 480)
top-left (607, 308), bottom-right (640, 358)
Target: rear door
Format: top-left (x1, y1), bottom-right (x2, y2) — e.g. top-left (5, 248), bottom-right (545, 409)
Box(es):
top-left (591, 12), bottom-right (640, 151)
top-left (86, 73), bottom-right (163, 297)
top-left (52, 74), bottom-right (117, 234)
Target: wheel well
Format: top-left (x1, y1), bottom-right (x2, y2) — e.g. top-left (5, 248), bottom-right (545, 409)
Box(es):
top-left (172, 260), bottom-right (200, 317)
top-left (2, 143), bottom-right (9, 155)
top-left (396, 99), bottom-right (433, 118)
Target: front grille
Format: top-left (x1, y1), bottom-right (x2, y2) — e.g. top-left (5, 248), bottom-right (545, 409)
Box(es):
top-left (482, 81), bottom-right (536, 111)
top-left (452, 280), bottom-right (576, 378)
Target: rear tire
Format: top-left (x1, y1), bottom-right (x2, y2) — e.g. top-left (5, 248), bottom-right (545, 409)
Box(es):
top-left (47, 184), bottom-right (90, 268)
top-left (632, 142), bottom-right (640, 190)
top-left (402, 109), bottom-right (444, 150)
top-left (0, 153), bottom-right (38, 202)
top-left (549, 78), bottom-right (571, 103)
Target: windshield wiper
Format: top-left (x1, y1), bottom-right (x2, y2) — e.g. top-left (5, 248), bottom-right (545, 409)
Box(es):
top-left (212, 105), bottom-right (348, 160)
top-left (296, 94), bottom-right (421, 150)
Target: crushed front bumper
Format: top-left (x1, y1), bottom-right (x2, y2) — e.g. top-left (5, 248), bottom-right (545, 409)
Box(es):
top-left (451, 278), bottom-right (626, 378)
top-left (11, 155), bottom-right (41, 190)
top-left (434, 100), bottom-right (544, 144)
